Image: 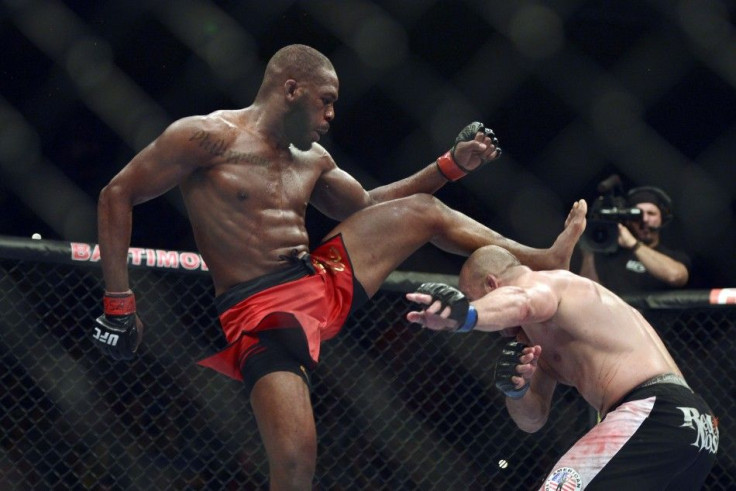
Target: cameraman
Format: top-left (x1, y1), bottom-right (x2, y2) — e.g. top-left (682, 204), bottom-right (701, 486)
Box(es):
top-left (579, 186), bottom-right (691, 294)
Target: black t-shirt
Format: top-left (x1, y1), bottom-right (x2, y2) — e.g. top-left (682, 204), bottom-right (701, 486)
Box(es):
top-left (589, 244), bottom-right (691, 295)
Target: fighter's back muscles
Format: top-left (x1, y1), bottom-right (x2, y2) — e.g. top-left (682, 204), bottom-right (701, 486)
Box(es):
top-left (462, 270), bottom-right (681, 417)
top-left (527, 273), bottom-right (681, 414)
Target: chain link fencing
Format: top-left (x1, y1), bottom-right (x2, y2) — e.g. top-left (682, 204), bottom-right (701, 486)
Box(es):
top-left (0, 237), bottom-right (732, 490)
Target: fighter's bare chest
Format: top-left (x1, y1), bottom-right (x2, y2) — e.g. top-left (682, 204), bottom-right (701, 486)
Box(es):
top-left (522, 329), bottom-right (574, 384)
top-left (208, 158), bottom-right (320, 203)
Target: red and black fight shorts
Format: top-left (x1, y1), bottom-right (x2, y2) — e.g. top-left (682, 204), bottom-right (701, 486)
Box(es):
top-left (197, 234), bottom-right (369, 396)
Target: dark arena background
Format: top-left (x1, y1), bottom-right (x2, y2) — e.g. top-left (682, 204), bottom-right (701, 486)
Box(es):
top-left (1, 1), bottom-right (735, 490)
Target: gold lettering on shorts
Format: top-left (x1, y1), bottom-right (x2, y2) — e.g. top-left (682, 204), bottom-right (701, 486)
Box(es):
top-left (326, 247), bottom-right (345, 272)
top-left (312, 260), bottom-right (326, 274)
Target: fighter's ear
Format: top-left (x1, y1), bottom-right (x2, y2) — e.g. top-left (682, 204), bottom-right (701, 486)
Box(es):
top-left (484, 273), bottom-right (499, 292)
top-left (284, 79), bottom-right (299, 99)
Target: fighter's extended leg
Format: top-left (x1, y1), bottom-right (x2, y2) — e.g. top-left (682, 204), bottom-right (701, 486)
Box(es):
top-left (432, 199), bottom-right (588, 271)
top-left (328, 194), bottom-right (586, 297)
top-left (431, 198), bottom-right (586, 271)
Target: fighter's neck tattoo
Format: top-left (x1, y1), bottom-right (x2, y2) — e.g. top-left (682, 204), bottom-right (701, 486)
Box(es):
top-left (189, 130), bottom-right (269, 166)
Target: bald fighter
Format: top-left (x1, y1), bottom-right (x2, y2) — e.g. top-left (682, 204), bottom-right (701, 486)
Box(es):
top-left (407, 243), bottom-right (719, 490)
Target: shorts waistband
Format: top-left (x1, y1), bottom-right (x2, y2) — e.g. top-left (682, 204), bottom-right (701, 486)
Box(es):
top-left (634, 373), bottom-right (691, 391)
top-left (215, 252), bottom-right (316, 315)
top-left (603, 373), bottom-right (692, 418)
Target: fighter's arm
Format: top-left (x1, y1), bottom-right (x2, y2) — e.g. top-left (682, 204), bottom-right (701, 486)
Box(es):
top-left (504, 354), bottom-right (557, 433)
top-left (470, 282), bottom-right (559, 332)
top-left (406, 279), bottom-right (559, 333)
top-left (94, 117), bottom-right (218, 359)
top-left (367, 124), bottom-right (500, 202)
top-left (310, 123), bottom-right (501, 221)
top-left (98, 117), bottom-right (215, 291)
top-left (618, 224), bottom-right (689, 286)
top-left (310, 159), bottom-right (452, 221)
top-left (406, 283), bottom-right (559, 432)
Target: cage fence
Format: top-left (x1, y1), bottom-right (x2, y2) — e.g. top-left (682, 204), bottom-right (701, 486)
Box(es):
top-left (0, 237), bottom-right (733, 490)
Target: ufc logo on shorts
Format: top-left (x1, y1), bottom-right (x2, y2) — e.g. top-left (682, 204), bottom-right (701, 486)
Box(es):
top-left (93, 327), bottom-right (119, 346)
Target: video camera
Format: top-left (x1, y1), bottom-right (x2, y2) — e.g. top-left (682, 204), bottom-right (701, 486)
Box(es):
top-left (582, 175), bottom-right (643, 253)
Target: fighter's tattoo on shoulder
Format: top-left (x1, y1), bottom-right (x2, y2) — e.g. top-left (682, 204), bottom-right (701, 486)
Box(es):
top-left (189, 130), bottom-right (269, 166)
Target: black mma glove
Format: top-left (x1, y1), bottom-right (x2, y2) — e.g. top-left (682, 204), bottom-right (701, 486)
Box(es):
top-left (415, 282), bottom-right (478, 332)
top-left (92, 290), bottom-right (141, 360)
top-left (494, 340), bottom-right (530, 399)
top-left (436, 121), bottom-right (501, 181)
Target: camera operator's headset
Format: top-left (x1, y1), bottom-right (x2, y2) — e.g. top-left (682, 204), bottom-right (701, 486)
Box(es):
top-left (627, 186), bottom-right (674, 227)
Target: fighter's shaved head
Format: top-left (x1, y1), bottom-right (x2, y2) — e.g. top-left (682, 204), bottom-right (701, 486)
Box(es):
top-left (259, 44), bottom-right (335, 95)
top-left (459, 245), bottom-right (520, 298)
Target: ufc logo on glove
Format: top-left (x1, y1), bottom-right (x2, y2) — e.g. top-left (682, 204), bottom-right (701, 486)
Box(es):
top-left (93, 327), bottom-right (120, 346)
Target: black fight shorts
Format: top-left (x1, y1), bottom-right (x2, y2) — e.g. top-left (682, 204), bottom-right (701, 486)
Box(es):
top-left (539, 374), bottom-right (719, 490)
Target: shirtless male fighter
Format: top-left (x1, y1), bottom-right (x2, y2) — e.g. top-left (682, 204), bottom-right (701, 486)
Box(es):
top-left (406, 244), bottom-right (719, 490)
top-left (93, 44), bottom-right (586, 490)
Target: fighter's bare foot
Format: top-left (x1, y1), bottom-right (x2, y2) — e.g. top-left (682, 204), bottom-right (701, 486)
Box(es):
top-left (549, 199), bottom-right (587, 270)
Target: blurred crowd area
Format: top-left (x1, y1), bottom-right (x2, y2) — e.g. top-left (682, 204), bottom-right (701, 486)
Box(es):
top-left (1, 1), bottom-right (734, 285)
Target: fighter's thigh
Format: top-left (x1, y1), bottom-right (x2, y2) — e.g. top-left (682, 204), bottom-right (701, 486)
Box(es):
top-left (250, 372), bottom-right (316, 455)
top-left (327, 194), bottom-right (442, 295)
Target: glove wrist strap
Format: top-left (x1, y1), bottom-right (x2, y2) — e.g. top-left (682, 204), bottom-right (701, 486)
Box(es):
top-left (505, 383), bottom-right (530, 399)
top-left (103, 291), bottom-right (136, 316)
top-left (436, 151), bottom-right (467, 181)
top-left (455, 305), bottom-right (478, 333)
